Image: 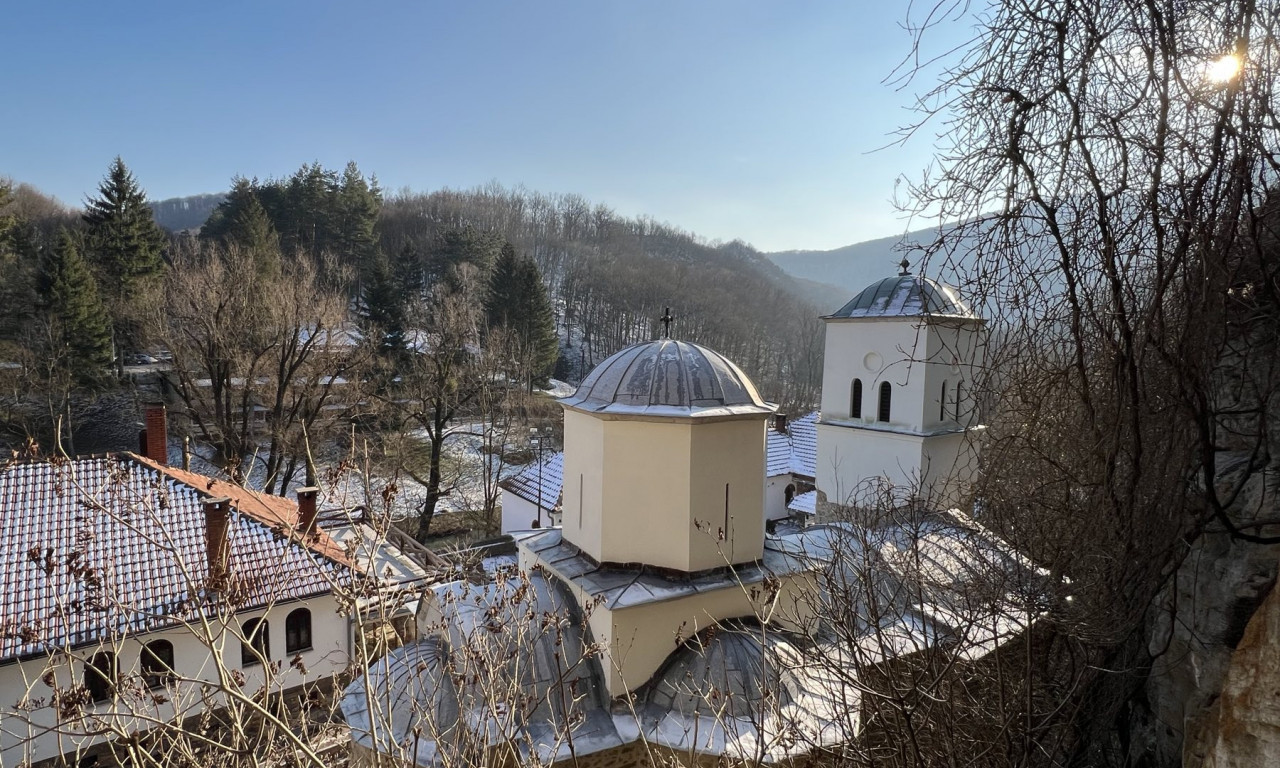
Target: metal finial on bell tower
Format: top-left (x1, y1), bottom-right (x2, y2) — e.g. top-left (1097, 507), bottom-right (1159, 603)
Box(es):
top-left (899, 258), bottom-right (911, 276)
top-left (659, 307), bottom-right (675, 339)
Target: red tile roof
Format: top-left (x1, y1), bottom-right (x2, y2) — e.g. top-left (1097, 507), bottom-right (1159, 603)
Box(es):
top-left (0, 455), bottom-right (352, 662)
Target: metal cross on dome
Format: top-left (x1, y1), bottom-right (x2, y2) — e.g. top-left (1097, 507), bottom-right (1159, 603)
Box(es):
top-left (660, 307), bottom-right (675, 338)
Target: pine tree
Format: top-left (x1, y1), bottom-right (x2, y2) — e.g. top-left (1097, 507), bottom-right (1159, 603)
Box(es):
top-left (39, 231), bottom-right (113, 386)
top-left (484, 242), bottom-right (522, 328)
top-left (515, 257), bottom-right (559, 387)
top-left (484, 242), bottom-right (558, 388)
top-left (360, 249), bottom-right (407, 353)
top-left (204, 178), bottom-right (281, 278)
top-left (82, 157), bottom-right (167, 296)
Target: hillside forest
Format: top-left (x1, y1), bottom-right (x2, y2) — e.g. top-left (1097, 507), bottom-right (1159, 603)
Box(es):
top-left (0, 159), bottom-right (827, 538)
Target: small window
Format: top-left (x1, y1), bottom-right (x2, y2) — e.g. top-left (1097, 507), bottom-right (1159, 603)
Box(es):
top-left (86, 651), bottom-right (116, 702)
top-left (956, 380), bottom-right (965, 419)
top-left (285, 608), bottom-right (313, 654)
top-left (940, 380), bottom-right (948, 421)
top-left (241, 618), bottom-right (270, 666)
top-left (878, 382), bottom-right (892, 423)
top-left (141, 640), bottom-right (175, 689)
top-left (784, 484), bottom-right (796, 505)
top-left (850, 379), bottom-right (863, 418)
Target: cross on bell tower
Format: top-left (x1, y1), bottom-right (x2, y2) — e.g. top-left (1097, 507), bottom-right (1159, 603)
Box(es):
top-left (659, 307), bottom-right (675, 338)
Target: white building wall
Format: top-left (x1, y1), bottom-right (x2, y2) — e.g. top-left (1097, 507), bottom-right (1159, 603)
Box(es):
top-left (500, 491), bottom-right (544, 534)
top-left (0, 594), bottom-right (349, 766)
top-left (764, 474), bottom-right (791, 522)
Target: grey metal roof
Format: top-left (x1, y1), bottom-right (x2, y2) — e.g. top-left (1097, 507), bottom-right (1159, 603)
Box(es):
top-left (342, 572), bottom-right (625, 767)
top-left (499, 452), bottom-right (563, 509)
top-left (827, 275), bottom-right (977, 319)
top-left (560, 339), bottom-right (774, 418)
top-left (515, 528), bottom-right (813, 611)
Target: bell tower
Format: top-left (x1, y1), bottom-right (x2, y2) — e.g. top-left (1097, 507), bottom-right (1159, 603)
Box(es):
top-left (815, 262), bottom-right (985, 511)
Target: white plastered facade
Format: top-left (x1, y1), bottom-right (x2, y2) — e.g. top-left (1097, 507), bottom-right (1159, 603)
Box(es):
top-left (816, 315), bottom-right (985, 510)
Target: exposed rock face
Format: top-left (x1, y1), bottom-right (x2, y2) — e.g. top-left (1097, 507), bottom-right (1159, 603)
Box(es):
top-left (1194, 578), bottom-right (1280, 767)
top-left (1132, 457), bottom-right (1280, 767)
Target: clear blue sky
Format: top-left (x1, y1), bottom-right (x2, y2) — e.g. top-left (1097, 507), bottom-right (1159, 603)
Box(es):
top-left (1, 1), bottom-right (973, 252)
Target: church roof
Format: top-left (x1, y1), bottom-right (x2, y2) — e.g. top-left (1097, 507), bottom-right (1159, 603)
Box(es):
top-left (560, 339), bottom-right (774, 418)
top-left (827, 274), bottom-right (977, 320)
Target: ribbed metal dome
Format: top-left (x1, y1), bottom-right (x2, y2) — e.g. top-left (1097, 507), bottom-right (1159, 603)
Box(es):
top-left (827, 275), bottom-right (977, 319)
top-left (561, 339), bottom-right (773, 418)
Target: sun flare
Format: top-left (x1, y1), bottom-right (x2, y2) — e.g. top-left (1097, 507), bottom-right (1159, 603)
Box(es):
top-left (1206, 53), bottom-right (1242, 83)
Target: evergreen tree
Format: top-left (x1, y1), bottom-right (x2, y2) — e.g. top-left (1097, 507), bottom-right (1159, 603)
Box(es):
top-left (359, 249), bottom-right (407, 354)
top-left (484, 242), bottom-right (522, 328)
top-left (203, 177), bottom-right (281, 278)
top-left (39, 231), bottom-right (113, 385)
top-left (82, 157), bottom-right (167, 296)
top-left (515, 257), bottom-right (559, 387)
top-left (336, 161), bottom-right (381, 268)
top-left (484, 242), bottom-right (558, 387)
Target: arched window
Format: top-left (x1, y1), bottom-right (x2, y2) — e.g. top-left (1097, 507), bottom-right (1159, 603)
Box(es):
top-left (286, 608), bottom-right (313, 654)
top-left (86, 651), bottom-right (116, 702)
top-left (956, 380), bottom-right (965, 420)
top-left (940, 380), bottom-right (948, 421)
top-left (141, 640), bottom-right (175, 689)
top-left (784, 484), bottom-right (796, 506)
top-left (850, 379), bottom-right (863, 418)
top-left (241, 618), bottom-right (270, 666)
top-left (878, 382), bottom-right (892, 423)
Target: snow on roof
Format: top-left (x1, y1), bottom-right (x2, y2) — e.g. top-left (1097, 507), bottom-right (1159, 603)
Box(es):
top-left (788, 489), bottom-right (817, 516)
top-left (0, 455), bottom-right (349, 661)
top-left (518, 527), bottom-right (814, 611)
top-left (788, 412), bottom-right (818, 478)
top-left (499, 452), bottom-right (563, 509)
top-left (343, 508), bottom-right (1048, 766)
top-left (826, 274), bottom-right (978, 320)
top-left (561, 339), bottom-right (774, 419)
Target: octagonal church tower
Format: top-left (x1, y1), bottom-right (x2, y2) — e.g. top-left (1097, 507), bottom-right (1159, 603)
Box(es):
top-left (816, 262), bottom-right (986, 512)
top-left (557, 338), bottom-right (775, 572)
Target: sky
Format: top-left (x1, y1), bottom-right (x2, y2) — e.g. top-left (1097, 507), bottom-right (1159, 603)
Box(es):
top-left (1, 1), bottom-right (975, 252)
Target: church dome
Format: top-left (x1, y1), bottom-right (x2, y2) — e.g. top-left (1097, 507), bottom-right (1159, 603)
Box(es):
top-left (561, 339), bottom-right (773, 418)
top-left (827, 273), bottom-right (977, 320)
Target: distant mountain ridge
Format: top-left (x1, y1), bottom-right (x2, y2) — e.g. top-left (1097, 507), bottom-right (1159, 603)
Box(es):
top-left (766, 226), bottom-right (954, 298)
top-left (149, 192), bottom-right (225, 232)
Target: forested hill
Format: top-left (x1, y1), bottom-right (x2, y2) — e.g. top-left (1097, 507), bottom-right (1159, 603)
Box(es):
top-left (150, 182), bottom-right (832, 408)
top-left (378, 187), bottom-right (829, 408)
top-left (148, 192), bottom-right (224, 232)
top-left (766, 220), bottom-right (992, 296)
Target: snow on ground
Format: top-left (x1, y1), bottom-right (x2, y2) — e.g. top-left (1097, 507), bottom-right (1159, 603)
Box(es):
top-left (540, 379), bottom-right (576, 398)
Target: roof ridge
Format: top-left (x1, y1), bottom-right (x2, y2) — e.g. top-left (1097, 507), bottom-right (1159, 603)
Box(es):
top-left (126, 453), bottom-right (356, 570)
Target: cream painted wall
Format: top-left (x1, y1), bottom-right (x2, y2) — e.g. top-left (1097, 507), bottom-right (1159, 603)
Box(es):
top-left (687, 419), bottom-right (766, 570)
top-left (0, 595), bottom-right (349, 766)
top-left (561, 409), bottom-right (769, 572)
top-left (599, 419), bottom-right (694, 569)
top-left (603, 571), bottom-right (815, 697)
top-left (561, 409), bottom-right (607, 560)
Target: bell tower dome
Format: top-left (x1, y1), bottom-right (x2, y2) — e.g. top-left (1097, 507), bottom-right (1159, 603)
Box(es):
top-left (815, 262), bottom-right (985, 511)
top-left (558, 339), bottom-right (774, 572)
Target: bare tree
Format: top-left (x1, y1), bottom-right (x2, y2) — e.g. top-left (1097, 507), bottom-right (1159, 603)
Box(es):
top-left (893, 0), bottom-right (1280, 762)
top-left (150, 241), bottom-right (361, 492)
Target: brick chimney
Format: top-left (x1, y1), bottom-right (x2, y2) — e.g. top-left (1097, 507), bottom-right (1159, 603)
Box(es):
top-left (141, 404), bottom-right (168, 465)
top-left (203, 496), bottom-right (231, 579)
top-left (296, 487), bottom-right (320, 536)
top-left (774, 413), bottom-right (789, 434)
